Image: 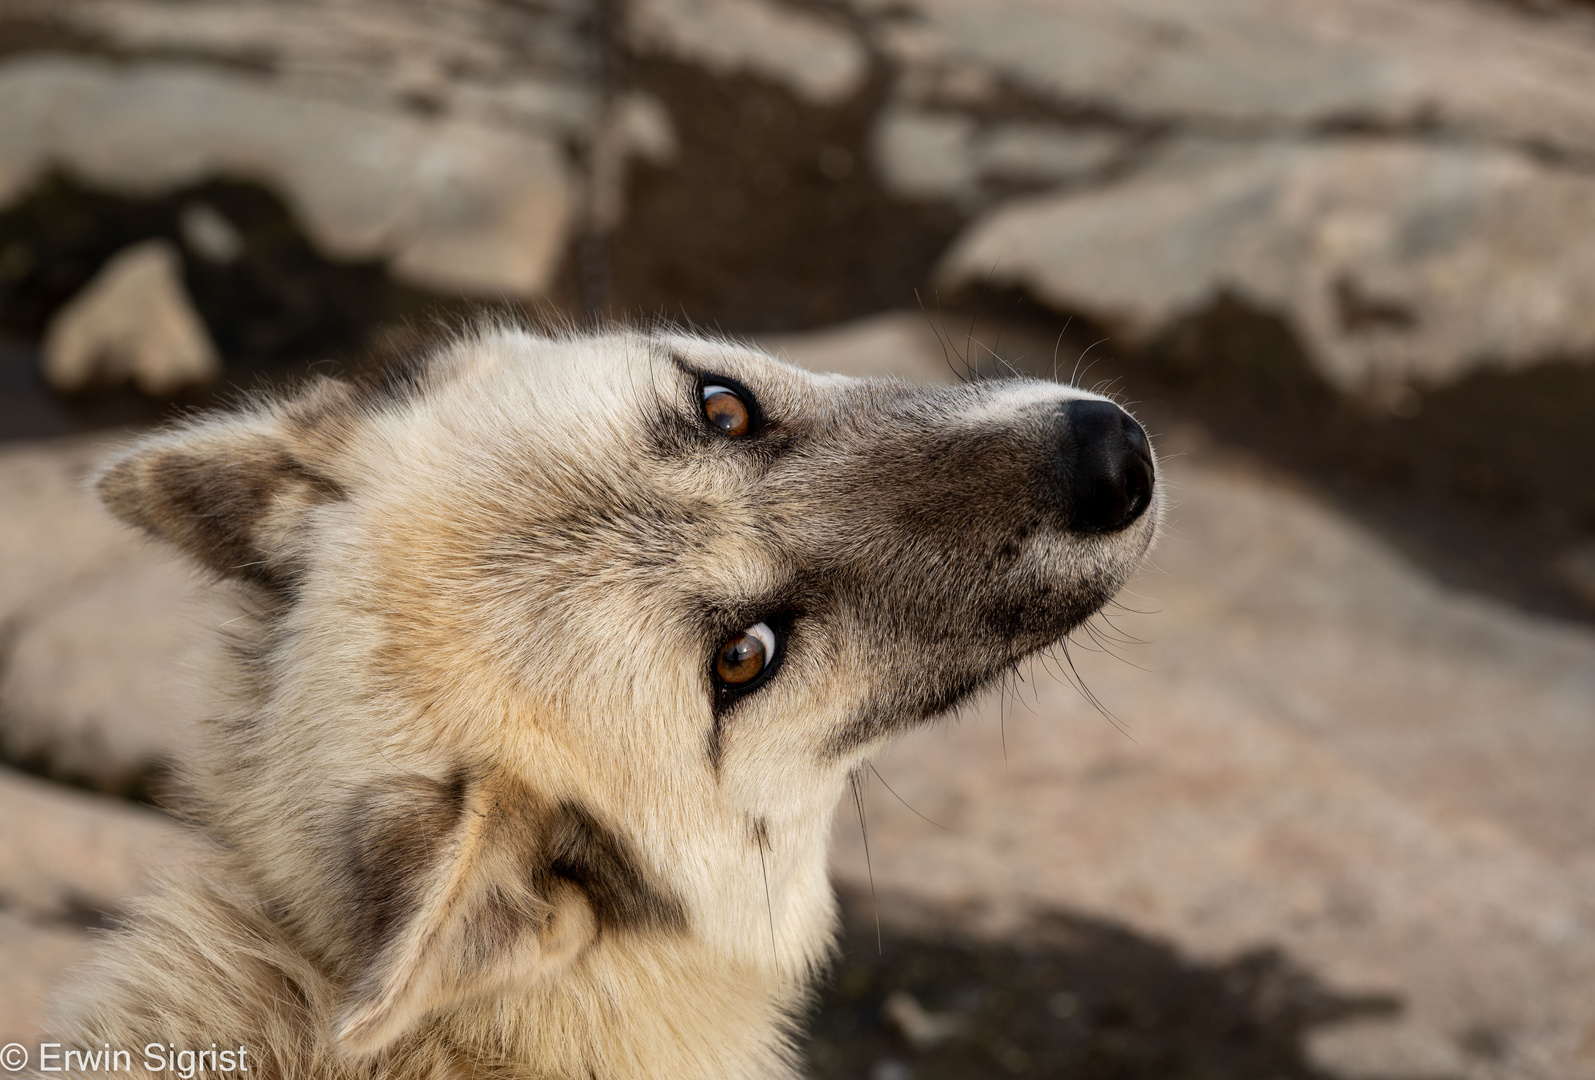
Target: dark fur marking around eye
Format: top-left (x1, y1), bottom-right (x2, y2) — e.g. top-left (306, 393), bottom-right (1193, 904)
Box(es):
top-left (701, 603), bottom-right (809, 774)
top-left (692, 373), bottom-right (764, 436)
top-left (651, 352), bottom-right (804, 467)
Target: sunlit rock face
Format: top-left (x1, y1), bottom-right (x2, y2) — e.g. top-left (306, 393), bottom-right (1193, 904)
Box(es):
top-left (0, 2), bottom-right (589, 298)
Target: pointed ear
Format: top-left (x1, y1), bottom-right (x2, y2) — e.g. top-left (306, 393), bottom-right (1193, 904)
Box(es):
top-left (333, 771), bottom-right (626, 1058)
top-left (92, 380), bottom-right (353, 589)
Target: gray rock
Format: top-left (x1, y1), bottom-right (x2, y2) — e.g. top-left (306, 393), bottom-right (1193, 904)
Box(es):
top-left (0, 556), bottom-right (230, 793)
top-left (870, 108), bottom-right (982, 202)
top-left (0, 912), bottom-right (87, 1044)
top-left (978, 123), bottom-right (1125, 186)
top-left (44, 0), bottom-right (598, 134)
top-left (0, 440), bottom-right (138, 621)
top-left (871, 110), bottom-right (1128, 204)
top-left (629, 0), bottom-right (869, 105)
top-left (865, 0), bottom-right (1595, 160)
top-left (0, 767), bottom-right (195, 926)
top-left (864, 0), bottom-right (1595, 393)
top-left (0, 767), bottom-right (197, 1041)
top-left (760, 311), bottom-right (961, 383)
top-left (0, 55), bottom-right (575, 297)
top-left (0, 438), bottom-right (223, 792)
top-left (41, 240), bottom-right (220, 396)
top-left (940, 137), bottom-right (1595, 396)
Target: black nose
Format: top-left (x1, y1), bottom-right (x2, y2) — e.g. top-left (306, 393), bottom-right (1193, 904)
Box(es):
top-left (1056, 399), bottom-right (1154, 534)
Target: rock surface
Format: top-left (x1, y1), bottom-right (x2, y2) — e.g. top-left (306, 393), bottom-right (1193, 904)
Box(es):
top-left (0, 43), bottom-right (577, 297)
top-left (863, 0), bottom-right (1595, 154)
top-left (629, 0), bottom-right (868, 106)
top-left (27, 0), bottom-right (597, 129)
top-left (761, 311), bottom-right (964, 384)
top-left (40, 239), bottom-right (219, 395)
top-left (798, 320), bottom-right (1595, 1080)
top-left (0, 912), bottom-right (89, 1046)
top-left (0, 766), bottom-right (198, 1042)
top-left (871, 109), bottom-right (1129, 204)
top-left (9, 0), bottom-right (1595, 393)
top-left (940, 137), bottom-right (1595, 396)
top-left (861, 0), bottom-right (1595, 394)
top-left (0, 437), bottom-right (225, 792)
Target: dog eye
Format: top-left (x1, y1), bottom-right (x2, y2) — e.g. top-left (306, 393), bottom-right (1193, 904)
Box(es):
top-left (702, 385), bottom-right (751, 437)
top-left (715, 622), bottom-right (776, 686)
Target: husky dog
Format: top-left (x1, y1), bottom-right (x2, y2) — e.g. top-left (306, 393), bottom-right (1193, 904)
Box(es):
top-left (47, 323), bottom-right (1157, 1079)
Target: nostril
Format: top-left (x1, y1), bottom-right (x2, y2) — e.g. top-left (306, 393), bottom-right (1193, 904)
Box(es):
top-left (1056, 400), bottom-right (1154, 534)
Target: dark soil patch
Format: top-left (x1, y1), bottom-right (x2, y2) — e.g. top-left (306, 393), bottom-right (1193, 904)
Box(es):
top-left (807, 890), bottom-right (1427, 1080)
top-left (606, 57), bottom-right (965, 332)
top-left (0, 173), bottom-right (486, 438)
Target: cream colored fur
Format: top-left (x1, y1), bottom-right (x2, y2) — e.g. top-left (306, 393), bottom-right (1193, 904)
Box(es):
top-left (40, 324), bottom-right (1158, 1079)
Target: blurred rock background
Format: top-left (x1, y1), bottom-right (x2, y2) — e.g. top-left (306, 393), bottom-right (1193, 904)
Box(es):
top-left (1, 1), bottom-right (1593, 1077)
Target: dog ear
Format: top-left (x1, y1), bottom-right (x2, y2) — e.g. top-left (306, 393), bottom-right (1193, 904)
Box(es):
top-left (93, 380), bottom-right (352, 589)
top-left (332, 771), bottom-right (603, 1058)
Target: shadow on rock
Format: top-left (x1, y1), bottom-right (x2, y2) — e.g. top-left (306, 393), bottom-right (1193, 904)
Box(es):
top-left (809, 888), bottom-right (1425, 1080)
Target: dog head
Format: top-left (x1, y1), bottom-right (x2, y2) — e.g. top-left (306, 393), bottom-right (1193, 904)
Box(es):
top-left (95, 323), bottom-right (1158, 1061)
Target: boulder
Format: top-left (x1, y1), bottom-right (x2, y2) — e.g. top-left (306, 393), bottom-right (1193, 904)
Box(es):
top-left (0, 439), bottom-right (135, 614)
top-left (856, 0), bottom-right (1595, 395)
top-left (761, 311), bottom-right (960, 383)
top-left (871, 108), bottom-right (1128, 204)
top-left (0, 55), bottom-right (575, 298)
top-left (41, 240), bottom-right (220, 396)
top-left (0, 767), bottom-right (198, 1041)
top-left (940, 138), bottom-right (1595, 396)
top-left (56, 0), bottom-right (597, 133)
top-left (864, 0), bottom-right (1595, 158)
top-left (0, 554), bottom-right (230, 793)
top-left (629, 0), bottom-right (868, 106)
top-left (0, 913), bottom-right (88, 1045)
top-left (0, 437), bottom-right (223, 792)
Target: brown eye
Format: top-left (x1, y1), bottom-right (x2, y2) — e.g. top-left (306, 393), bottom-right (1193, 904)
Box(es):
top-left (715, 622), bottom-right (777, 686)
top-left (702, 385), bottom-right (751, 437)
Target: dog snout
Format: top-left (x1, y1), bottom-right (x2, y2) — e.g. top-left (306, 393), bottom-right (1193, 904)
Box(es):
top-left (1055, 399), bottom-right (1154, 534)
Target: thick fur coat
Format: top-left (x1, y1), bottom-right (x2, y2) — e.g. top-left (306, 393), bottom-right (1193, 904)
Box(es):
top-left (40, 324), bottom-right (1159, 1079)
